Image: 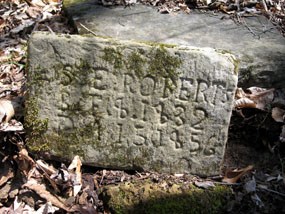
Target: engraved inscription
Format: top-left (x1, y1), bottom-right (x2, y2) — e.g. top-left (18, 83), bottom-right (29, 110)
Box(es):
top-left (28, 32), bottom-right (238, 176)
top-left (52, 59), bottom-right (234, 157)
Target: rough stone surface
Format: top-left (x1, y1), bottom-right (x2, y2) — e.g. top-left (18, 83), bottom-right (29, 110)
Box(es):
top-left (27, 32), bottom-right (237, 176)
top-left (63, 0), bottom-right (285, 88)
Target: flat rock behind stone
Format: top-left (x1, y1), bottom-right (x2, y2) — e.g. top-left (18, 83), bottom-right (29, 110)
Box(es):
top-left (64, 0), bottom-right (285, 88)
top-left (27, 32), bottom-right (237, 176)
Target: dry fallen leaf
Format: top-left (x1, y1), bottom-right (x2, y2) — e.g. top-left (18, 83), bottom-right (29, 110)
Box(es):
top-left (0, 99), bottom-right (16, 123)
top-left (194, 180), bottom-right (215, 189)
top-left (235, 87), bottom-right (246, 99)
top-left (248, 88), bottom-right (274, 110)
top-left (0, 196), bottom-right (36, 213)
top-left (234, 97), bottom-right (256, 108)
top-left (24, 181), bottom-right (73, 212)
top-left (36, 159), bottom-right (57, 175)
top-left (234, 87), bottom-right (274, 111)
top-left (35, 201), bottom-right (59, 213)
top-left (68, 155), bottom-right (82, 171)
top-left (10, 19), bottom-right (35, 34)
top-left (36, 159), bottom-right (61, 193)
top-left (0, 120), bottom-right (24, 131)
top-left (68, 156), bottom-right (82, 197)
top-left (244, 177), bottom-right (256, 193)
top-left (26, 6), bottom-right (42, 19)
top-left (222, 165), bottom-right (254, 184)
top-left (13, 144), bottom-right (35, 177)
top-left (251, 193), bottom-right (264, 207)
top-left (0, 160), bottom-right (14, 186)
top-left (279, 125), bottom-right (285, 143)
top-left (272, 107), bottom-right (285, 122)
top-left (30, 0), bottom-right (47, 7)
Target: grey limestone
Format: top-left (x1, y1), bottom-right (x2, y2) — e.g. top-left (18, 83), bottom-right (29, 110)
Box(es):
top-left (27, 32), bottom-right (238, 176)
top-left (64, 0), bottom-right (285, 88)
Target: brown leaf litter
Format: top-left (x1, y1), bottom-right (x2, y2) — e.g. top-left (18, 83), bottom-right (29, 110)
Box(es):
top-left (0, 0), bottom-right (285, 213)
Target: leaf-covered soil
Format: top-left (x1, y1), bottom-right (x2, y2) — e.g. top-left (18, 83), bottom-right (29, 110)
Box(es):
top-left (0, 0), bottom-right (285, 213)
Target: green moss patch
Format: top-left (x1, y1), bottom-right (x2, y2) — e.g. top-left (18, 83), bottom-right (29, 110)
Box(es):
top-left (25, 98), bottom-right (102, 159)
top-left (127, 51), bottom-right (146, 78)
top-left (100, 44), bottom-right (182, 90)
top-left (148, 46), bottom-right (181, 90)
top-left (43, 123), bottom-right (100, 159)
top-left (25, 59), bottom-right (103, 159)
top-left (101, 180), bottom-right (231, 214)
top-left (24, 98), bottom-right (49, 151)
top-left (101, 47), bottom-right (125, 70)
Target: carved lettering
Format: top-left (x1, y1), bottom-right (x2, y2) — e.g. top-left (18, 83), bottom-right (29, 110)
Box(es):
top-left (179, 77), bottom-right (195, 101)
top-left (159, 103), bottom-right (169, 124)
top-left (163, 78), bottom-right (176, 98)
top-left (173, 105), bottom-right (186, 126)
top-left (170, 130), bottom-right (184, 149)
top-left (133, 123), bottom-right (147, 146)
top-left (151, 127), bottom-right (163, 147)
top-left (117, 123), bottom-right (123, 143)
top-left (115, 98), bottom-right (128, 119)
top-left (140, 76), bottom-right (155, 96)
top-left (94, 69), bottom-right (109, 90)
top-left (192, 107), bottom-right (207, 129)
top-left (56, 65), bottom-right (222, 153)
top-left (124, 73), bottom-right (136, 93)
top-left (190, 127), bottom-right (202, 152)
top-left (195, 80), bottom-right (209, 103)
top-left (29, 33), bottom-right (238, 175)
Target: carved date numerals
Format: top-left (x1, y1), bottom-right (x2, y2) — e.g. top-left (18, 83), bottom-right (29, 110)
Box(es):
top-left (55, 62), bottom-right (231, 156)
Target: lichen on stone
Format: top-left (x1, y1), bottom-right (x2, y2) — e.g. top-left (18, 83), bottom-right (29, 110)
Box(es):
top-left (217, 49), bottom-right (240, 75)
top-left (101, 47), bottom-right (125, 70)
top-left (43, 122), bottom-right (101, 159)
top-left (24, 97), bottom-right (49, 151)
top-left (25, 58), bottom-right (104, 159)
top-left (148, 45), bottom-right (182, 91)
top-left (100, 43), bottom-right (182, 91)
top-left (127, 51), bottom-right (146, 78)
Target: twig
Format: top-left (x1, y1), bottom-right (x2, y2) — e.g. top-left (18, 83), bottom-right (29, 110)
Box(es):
top-left (278, 153), bottom-right (284, 184)
top-left (261, 0), bottom-right (268, 12)
top-left (258, 185), bottom-right (285, 197)
top-left (79, 22), bottom-right (97, 36)
top-left (46, 25), bottom-right (55, 35)
top-left (24, 0), bottom-right (35, 7)
top-left (242, 18), bottom-right (260, 39)
top-left (212, 181), bottom-right (243, 186)
top-left (236, 0), bottom-right (240, 12)
top-left (118, 18), bottom-right (125, 27)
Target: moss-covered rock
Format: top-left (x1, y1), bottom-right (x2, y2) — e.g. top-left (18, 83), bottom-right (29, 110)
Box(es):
top-left (101, 179), bottom-right (231, 214)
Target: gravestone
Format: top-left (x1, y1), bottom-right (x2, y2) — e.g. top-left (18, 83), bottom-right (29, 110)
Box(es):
top-left (63, 0), bottom-right (285, 89)
top-left (27, 32), bottom-right (238, 176)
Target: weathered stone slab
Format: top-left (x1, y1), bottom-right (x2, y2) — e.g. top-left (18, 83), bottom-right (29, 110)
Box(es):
top-left (101, 180), bottom-right (230, 213)
top-left (63, 0), bottom-right (285, 88)
top-left (27, 31), bottom-right (238, 176)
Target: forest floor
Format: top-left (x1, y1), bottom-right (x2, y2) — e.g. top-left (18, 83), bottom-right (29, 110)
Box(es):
top-left (0, 0), bottom-right (285, 213)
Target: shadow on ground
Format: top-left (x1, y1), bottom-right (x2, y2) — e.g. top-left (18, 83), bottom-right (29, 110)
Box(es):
top-left (101, 182), bottom-right (231, 214)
